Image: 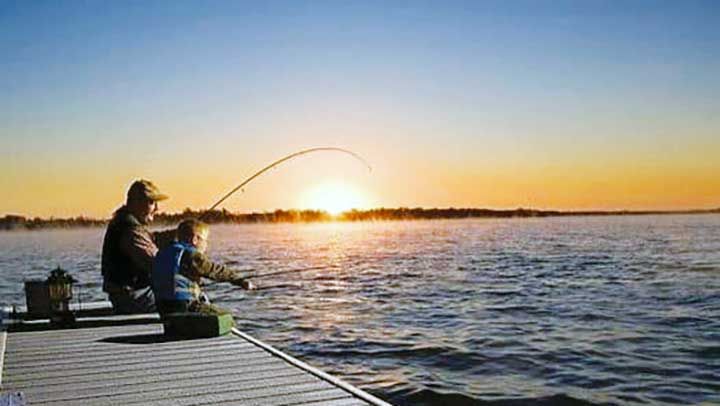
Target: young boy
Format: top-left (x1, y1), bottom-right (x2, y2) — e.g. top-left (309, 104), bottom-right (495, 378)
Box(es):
top-left (152, 218), bottom-right (254, 315)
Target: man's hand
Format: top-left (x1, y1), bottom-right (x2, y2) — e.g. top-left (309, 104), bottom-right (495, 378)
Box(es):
top-left (240, 280), bottom-right (256, 290)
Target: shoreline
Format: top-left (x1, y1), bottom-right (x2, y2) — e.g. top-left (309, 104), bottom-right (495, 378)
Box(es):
top-left (1, 207), bottom-right (718, 231)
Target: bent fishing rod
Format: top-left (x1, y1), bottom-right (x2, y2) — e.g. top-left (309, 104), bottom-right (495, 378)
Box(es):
top-left (198, 147), bottom-right (370, 290)
top-left (201, 147), bottom-right (372, 220)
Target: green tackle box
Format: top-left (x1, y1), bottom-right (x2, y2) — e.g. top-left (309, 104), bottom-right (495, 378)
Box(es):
top-left (162, 313), bottom-right (235, 338)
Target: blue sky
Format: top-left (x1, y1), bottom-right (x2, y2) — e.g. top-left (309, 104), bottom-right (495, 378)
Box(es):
top-left (1, 1), bottom-right (719, 216)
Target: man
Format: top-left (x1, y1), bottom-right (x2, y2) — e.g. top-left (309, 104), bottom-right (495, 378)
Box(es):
top-left (101, 180), bottom-right (175, 314)
top-left (152, 218), bottom-right (254, 316)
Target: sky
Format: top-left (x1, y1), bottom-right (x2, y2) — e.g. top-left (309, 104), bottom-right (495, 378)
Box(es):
top-left (1, 1), bottom-right (719, 217)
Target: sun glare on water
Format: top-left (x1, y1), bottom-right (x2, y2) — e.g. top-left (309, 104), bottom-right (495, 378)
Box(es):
top-left (302, 182), bottom-right (368, 216)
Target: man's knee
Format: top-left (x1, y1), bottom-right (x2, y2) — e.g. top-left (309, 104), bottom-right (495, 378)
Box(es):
top-left (109, 287), bottom-right (156, 314)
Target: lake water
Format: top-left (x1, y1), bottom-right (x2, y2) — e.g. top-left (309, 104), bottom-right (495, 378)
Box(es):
top-left (1, 215), bottom-right (719, 405)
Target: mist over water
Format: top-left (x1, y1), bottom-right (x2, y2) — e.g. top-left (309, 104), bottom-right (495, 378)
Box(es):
top-left (1, 215), bottom-right (719, 405)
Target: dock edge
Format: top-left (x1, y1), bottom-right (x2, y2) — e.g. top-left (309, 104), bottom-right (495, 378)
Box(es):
top-left (0, 305), bottom-right (10, 386)
top-left (232, 327), bottom-right (393, 406)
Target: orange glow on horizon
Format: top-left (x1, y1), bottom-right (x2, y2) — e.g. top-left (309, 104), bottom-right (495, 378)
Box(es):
top-left (299, 182), bottom-right (371, 216)
top-left (0, 145), bottom-right (718, 218)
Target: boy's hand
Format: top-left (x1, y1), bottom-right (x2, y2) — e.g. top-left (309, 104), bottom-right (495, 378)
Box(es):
top-left (240, 280), bottom-right (256, 290)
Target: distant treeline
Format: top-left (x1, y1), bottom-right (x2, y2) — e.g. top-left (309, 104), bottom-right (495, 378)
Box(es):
top-left (0, 215), bottom-right (106, 230)
top-left (155, 209), bottom-right (332, 224)
top-left (2, 207), bottom-right (719, 230)
top-left (334, 207), bottom-right (720, 221)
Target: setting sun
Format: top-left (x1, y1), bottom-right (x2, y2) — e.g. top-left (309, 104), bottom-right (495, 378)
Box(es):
top-left (300, 182), bottom-right (369, 215)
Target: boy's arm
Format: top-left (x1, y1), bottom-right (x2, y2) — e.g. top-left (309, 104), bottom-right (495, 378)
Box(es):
top-left (182, 251), bottom-right (254, 289)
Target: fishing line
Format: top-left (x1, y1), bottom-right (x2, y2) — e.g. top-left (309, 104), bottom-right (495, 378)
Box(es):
top-left (245, 265), bottom-right (341, 280)
top-left (202, 147), bottom-right (372, 218)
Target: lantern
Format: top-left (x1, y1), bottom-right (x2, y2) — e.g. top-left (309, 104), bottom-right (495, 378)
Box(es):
top-left (46, 267), bottom-right (76, 326)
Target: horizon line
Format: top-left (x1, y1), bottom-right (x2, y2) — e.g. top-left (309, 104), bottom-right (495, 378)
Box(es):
top-left (2, 206), bottom-right (719, 222)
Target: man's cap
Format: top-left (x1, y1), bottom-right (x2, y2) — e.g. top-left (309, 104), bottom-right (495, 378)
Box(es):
top-left (127, 179), bottom-right (169, 202)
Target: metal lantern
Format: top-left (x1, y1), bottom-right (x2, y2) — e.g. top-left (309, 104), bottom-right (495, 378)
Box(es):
top-left (46, 267), bottom-right (76, 325)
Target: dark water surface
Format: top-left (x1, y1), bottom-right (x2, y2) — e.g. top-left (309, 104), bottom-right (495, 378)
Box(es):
top-left (1, 215), bottom-right (719, 405)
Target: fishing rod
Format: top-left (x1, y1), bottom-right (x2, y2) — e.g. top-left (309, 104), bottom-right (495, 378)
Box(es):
top-left (245, 265), bottom-right (340, 280)
top-left (201, 147), bottom-right (372, 218)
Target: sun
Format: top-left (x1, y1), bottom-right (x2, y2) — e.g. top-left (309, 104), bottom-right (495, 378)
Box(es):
top-left (301, 182), bottom-right (368, 216)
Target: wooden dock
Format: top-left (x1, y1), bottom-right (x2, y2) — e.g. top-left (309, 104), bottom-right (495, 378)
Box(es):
top-left (0, 307), bottom-right (392, 406)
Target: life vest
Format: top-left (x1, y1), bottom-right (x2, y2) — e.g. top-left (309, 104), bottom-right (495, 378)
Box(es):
top-left (152, 242), bottom-right (196, 302)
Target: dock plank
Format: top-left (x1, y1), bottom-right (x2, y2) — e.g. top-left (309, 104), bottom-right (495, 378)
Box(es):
top-left (6, 333), bottom-right (249, 358)
top-left (7, 358), bottom-right (292, 390)
top-left (8, 363), bottom-right (294, 393)
top-left (0, 314), bottom-right (392, 406)
top-left (4, 343), bottom-right (263, 373)
top-left (28, 371), bottom-right (319, 404)
top-left (5, 340), bottom-right (255, 365)
top-left (122, 385), bottom-right (353, 406)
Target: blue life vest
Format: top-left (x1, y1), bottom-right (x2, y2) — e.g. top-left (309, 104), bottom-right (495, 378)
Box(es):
top-left (152, 242), bottom-right (196, 302)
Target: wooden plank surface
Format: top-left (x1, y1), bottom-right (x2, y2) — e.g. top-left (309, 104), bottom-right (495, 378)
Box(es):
top-left (0, 316), bottom-right (390, 406)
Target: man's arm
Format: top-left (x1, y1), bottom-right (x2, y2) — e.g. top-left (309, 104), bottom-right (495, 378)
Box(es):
top-left (119, 226), bottom-right (158, 274)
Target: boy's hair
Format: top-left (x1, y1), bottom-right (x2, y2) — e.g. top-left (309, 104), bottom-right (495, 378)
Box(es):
top-left (177, 218), bottom-right (209, 242)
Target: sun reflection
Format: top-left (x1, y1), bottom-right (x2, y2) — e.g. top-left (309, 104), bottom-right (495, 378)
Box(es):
top-left (301, 182), bottom-right (368, 216)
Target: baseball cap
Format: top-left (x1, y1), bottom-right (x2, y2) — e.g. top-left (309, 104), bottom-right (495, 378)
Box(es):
top-left (127, 179), bottom-right (169, 202)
